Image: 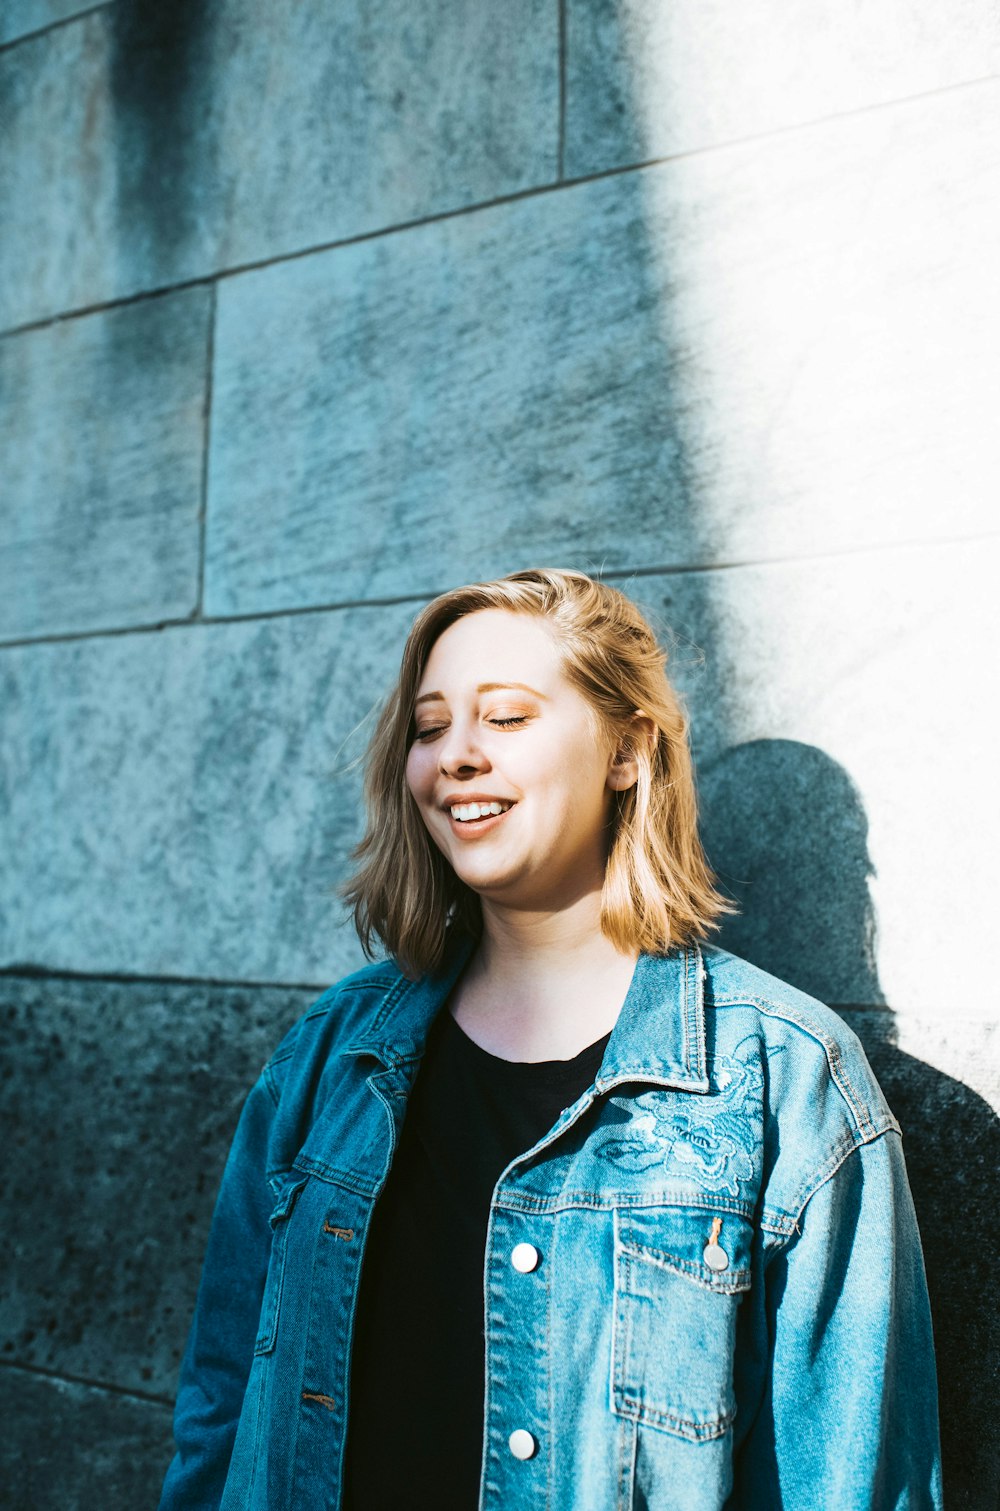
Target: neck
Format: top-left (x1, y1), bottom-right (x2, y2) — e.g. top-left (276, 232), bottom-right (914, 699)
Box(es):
top-left (476, 890), bottom-right (618, 982)
top-left (448, 891), bottom-right (639, 1062)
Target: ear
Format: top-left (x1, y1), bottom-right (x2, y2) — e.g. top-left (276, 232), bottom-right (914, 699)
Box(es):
top-left (606, 714), bottom-right (657, 792)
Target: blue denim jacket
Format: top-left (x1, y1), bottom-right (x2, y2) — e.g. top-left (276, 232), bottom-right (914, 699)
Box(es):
top-left (159, 935), bottom-right (943, 1509)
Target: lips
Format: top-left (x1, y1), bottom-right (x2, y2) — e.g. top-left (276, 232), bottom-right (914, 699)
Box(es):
top-left (451, 800), bottom-right (512, 821)
top-left (440, 793), bottom-right (515, 813)
top-left (444, 801), bottom-right (515, 836)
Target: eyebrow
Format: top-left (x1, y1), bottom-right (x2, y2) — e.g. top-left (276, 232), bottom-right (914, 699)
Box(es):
top-left (414, 681), bottom-right (548, 707)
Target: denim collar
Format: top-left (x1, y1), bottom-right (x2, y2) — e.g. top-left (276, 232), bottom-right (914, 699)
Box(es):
top-left (346, 927), bottom-right (710, 1094)
top-left (595, 944), bottom-right (709, 1094)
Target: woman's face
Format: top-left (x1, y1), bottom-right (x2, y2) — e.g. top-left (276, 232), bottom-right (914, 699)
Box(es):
top-left (405, 608), bottom-right (629, 911)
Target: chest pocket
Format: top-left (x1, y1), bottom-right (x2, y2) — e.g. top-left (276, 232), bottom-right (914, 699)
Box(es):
top-left (253, 1173), bottom-right (309, 1357)
top-left (611, 1204), bottom-right (752, 1442)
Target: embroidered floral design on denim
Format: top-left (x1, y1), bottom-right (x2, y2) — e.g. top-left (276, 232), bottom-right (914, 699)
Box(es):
top-left (597, 1054), bottom-right (762, 1195)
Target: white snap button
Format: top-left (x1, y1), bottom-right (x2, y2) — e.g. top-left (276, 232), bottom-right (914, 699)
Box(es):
top-left (703, 1242), bottom-right (730, 1272)
top-left (508, 1428), bottom-right (537, 1460)
top-left (510, 1242), bottom-right (540, 1273)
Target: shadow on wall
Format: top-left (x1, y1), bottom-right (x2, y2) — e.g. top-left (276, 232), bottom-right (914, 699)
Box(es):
top-left (699, 739), bottom-right (883, 1006)
top-left (699, 738), bottom-right (1000, 1510)
top-left (110, 0), bottom-right (216, 280)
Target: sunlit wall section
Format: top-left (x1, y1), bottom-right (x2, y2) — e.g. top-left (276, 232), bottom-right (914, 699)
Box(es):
top-left (570, 6), bottom-right (1000, 1024)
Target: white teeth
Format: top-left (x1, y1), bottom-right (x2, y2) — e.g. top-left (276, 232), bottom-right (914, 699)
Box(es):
top-left (450, 800), bottom-right (510, 822)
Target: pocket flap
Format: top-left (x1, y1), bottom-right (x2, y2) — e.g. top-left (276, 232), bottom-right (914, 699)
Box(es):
top-left (268, 1173), bottom-right (309, 1229)
top-left (618, 1205), bottom-right (753, 1293)
top-left (255, 1175), bottom-right (310, 1357)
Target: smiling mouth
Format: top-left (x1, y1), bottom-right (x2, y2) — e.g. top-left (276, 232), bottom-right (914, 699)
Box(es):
top-left (449, 800), bottom-right (514, 823)
top-left (446, 801), bottom-right (515, 833)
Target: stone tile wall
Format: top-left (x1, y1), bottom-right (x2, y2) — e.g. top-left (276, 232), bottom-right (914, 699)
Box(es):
top-left (0, 289), bottom-right (211, 637)
top-left (1, 2), bottom-right (997, 1505)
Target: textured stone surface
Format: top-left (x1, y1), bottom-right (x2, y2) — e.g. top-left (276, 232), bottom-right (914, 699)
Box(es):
top-left (206, 82), bottom-right (1000, 616)
top-left (2, 540), bottom-right (996, 1019)
top-left (0, 0), bottom-right (558, 331)
top-left (0, 289), bottom-right (210, 640)
top-left (0, 974), bottom-right (316, 1398)
top-left (0, 13), bottom-right (120, 332)
top-left (0, 1365), bottom-right (174, 1510)
top-left (0, 0), bottom-right (101, 47)
top-left (0, 600), bottom-right (415, 983)
top-left (565, 0), bottom-right (1000, 177)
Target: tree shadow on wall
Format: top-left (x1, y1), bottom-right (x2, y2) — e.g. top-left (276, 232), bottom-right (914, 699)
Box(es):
top-left (699, 739), bottom-right (999, 1511)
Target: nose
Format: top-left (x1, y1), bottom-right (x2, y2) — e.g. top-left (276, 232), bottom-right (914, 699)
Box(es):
top-left (437, 717), bottom-right (490, 776)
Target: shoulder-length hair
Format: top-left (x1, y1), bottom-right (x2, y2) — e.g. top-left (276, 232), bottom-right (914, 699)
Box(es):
top-left (341, 567), bottom-right (732, 977)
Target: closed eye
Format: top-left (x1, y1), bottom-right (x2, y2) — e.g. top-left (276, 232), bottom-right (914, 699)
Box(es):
top-left (411, 714), bottom-right (530, 743)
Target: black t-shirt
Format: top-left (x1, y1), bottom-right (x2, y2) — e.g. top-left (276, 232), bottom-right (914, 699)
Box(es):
top-left (341, 1006), bottom-right (611, 1510)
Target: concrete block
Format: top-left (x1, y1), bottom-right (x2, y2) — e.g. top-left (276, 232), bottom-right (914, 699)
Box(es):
top-left (0, 599), bottom-right (416, 982)
top-left (0, 974), bottom-right (316, 1398)
top-left (0, 289), bottom-right (210, 640)
top-left (206, 82), bottom-right (1000, 616)
top-left (0, 14), bottom-right (119, 332)
top-left (0, 0), bottom-right (100, 47)
top-left (566, 0), bottom-right (1000, 177)
top-left (0, 1365), bottom-right (174, 1510)
top-left (849, 1011), bottom-right (999, 1509)
top-left (0, 0), bottom-right (558, 331)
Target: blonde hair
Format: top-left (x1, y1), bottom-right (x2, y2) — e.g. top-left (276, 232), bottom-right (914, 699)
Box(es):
top-left (342, 568), bottom-right (732, 976)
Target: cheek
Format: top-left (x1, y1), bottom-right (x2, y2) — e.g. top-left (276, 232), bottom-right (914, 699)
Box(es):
top-left (404, 745), bottom-right (432, 804)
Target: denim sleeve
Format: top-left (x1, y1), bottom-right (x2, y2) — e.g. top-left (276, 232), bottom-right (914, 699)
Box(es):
top-left (157, 1072), bottom-right (279, 1510)
top-left (736, 1129), bottom-right (943, 1510)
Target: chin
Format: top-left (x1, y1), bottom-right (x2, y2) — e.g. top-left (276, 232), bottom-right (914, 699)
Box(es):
top-left (452, 864), bottom-right (516, 894)
top-left (449, 859), bottom-right (524, 899)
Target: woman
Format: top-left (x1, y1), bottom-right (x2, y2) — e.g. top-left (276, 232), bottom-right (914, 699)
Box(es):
top-left (159, 568), bottom-right (942, 1510)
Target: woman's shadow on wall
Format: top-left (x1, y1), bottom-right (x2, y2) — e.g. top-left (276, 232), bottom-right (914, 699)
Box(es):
top-left (698, 739), bottom-right (999, 1511)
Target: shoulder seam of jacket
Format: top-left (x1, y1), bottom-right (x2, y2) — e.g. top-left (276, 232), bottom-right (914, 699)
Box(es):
top-left (261, 1058), bottom-right (283, 1108)
top-left (765, 1121), bottom-right (902, 1237)
top-left (711, 992), bottom-right (883, 1136)
top-left (259, 970), bottom-right (404, 1086)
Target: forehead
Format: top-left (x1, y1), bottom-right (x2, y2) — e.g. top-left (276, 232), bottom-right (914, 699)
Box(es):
top-left (417, 609), bottom-right (564, 691)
